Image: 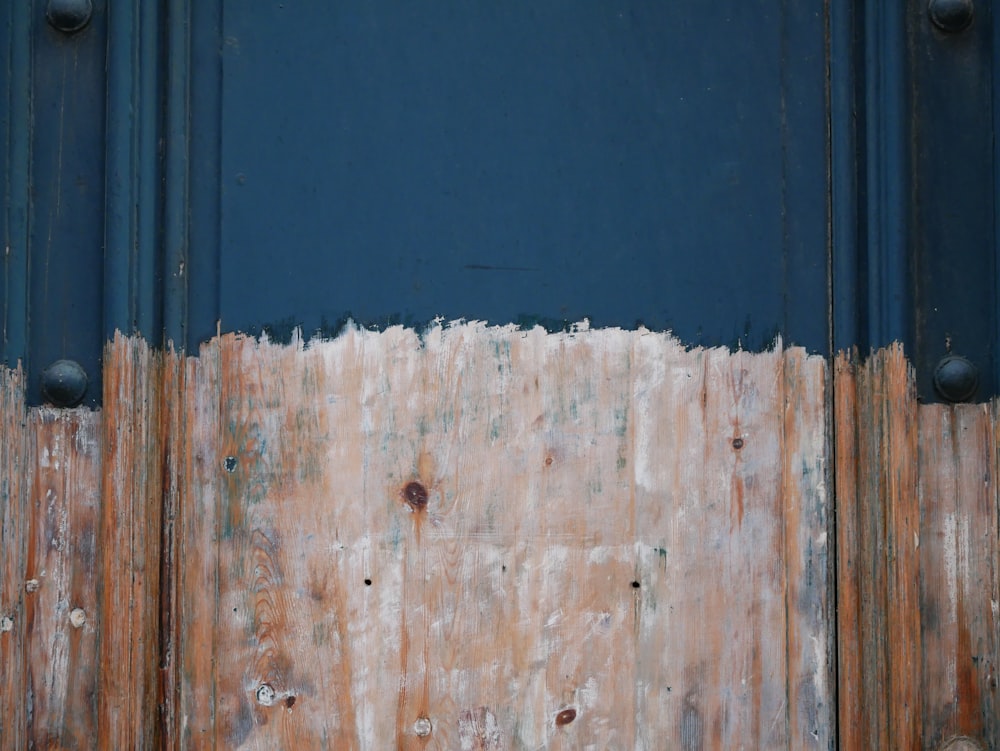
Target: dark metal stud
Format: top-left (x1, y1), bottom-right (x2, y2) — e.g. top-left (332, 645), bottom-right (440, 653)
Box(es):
top-left (928, 0), bottom-right (974, 33)
top-left (46, 0), bottom-right (93, 33)
top-left (41, 360), bottom-right (88, 407)
top-left (933, 355), bottom-right (979, 403)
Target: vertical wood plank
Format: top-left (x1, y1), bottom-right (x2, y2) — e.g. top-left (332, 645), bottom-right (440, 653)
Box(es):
top-left (836, 346), bottom-right (922, 749)
top-left (26, 408), bottom-right (101, 747)
top-left (177, 343), bottom-right (222, 749)
top-left (97, 333), bottom-right (164, 749)
top-left (834, 353), bottom-right (865, 750)
top-left (781, 349), bottom-right (833, 749)
top-left (919, 403), bottom-right (1000, 748)
top-left (0, 366), bottom-right (29, 751)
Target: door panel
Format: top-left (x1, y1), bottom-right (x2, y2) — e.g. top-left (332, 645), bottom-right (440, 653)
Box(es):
top-left (208, 2), bottom-right (828, 351)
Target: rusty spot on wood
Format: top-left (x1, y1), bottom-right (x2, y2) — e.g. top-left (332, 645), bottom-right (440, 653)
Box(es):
top-left (555, 707), bottom-right (577, 726)
top-left (402, 481), bottom-right (429, 510)
top-left (285, 695), bottom-right (296, 708)
top-left (731, 437), bottom-right (744, 450)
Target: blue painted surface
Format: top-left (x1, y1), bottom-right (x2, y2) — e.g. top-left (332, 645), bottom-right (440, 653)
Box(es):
top-left (212, 1), bottom-right (829, 352)
top-left (4, 1), bottom-right (998, 403)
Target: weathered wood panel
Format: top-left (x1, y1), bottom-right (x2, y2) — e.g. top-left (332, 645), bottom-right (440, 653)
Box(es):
top-left (154, 325), bottom-right (831, 750)
top-left (27, 329), bottom-right (1000, 748)
top-left (835, 347), bottom-right (1000, 751)
top-left (97, 334), bottom-right (164, 749)
top-left (25, 408), bottom-right (101, 748)
top-left (0, 366), bottom-right (29, 751)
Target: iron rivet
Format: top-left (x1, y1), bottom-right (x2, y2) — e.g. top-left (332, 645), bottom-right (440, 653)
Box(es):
top-left (928, 0), bottom-right (974, 32)
top-left (41, 360), bottom-right (88, 407)
top-left (933, 355), bottom-right (979, 403)
top-left (46, 0), bottom-right (93, 33)
top-left (413, 717), bottom-right (432, 737)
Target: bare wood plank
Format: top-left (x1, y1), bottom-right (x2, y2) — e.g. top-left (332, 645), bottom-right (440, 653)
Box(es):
top-left (177, 343), bottom-right (223, 748)
top-left (0, 365), bottom-right (29, 751)
top-left (879, 347), bottom-right (922, 749)
top-left (834, 353), bottom-right (865, 750)
top-left (920, 403), bottom-right (1000, 748)
top-left (175, 326), bottom-right (831, 749)
top-left (781, 349), bottom-right (833, 749)
top-left (632, 337), bottom-right (829, 749)
top-left (97, 332), bottom-right (164, 749)
top-left (25, 408), bottom-right (101, 748)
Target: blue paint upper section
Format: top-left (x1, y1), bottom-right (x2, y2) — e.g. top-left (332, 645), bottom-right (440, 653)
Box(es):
top-left (214, 1), bottom-right (829, 352)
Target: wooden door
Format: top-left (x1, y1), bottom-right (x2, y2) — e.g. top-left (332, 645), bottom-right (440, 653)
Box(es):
top-left (2, 1), bottom-right (999, 749)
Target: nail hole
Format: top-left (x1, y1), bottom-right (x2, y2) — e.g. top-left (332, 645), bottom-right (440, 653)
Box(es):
top-left (364, 578), bottom-right (372, 586)
top-left (224, 456), bottom-right (238, 472)
top-left (403, 481), bottom-right (429, 510)
top-left (69, 608), bottom-right (86, 628)
top-left (544, 455), bottom-right (554, 466)
top-left (285, 696), bottom-right (296, 708)
top-left (631, 580), bottom-right (641, 589)
top-left (731, 438), bottom-right (744, 450)
top-left (555, 708), bottom-right (577, 726)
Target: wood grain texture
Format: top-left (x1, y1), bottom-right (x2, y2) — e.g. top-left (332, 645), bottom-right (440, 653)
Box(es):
top-left (835, 347), bottom-right (1000, 751)
top-left (160, 324), bottom-right (833, 750)
top-left (97, 333), bottom-right (164, 749)
top-left (0, 365), bottom-right (29, 751)
top-left (25, 408), bottom-right (101, 748)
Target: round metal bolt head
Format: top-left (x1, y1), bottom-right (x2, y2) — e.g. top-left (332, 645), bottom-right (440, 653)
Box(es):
top-left (413, 717), bottom-right (432, 737)
top-left (46, 0), bottom-right (93, 33)
top-left (41, 359), bottom-right (88, 407)
top-left (933, 355), bottom-right (979, 403)
top-left (928, 0), bottom-right (974, 32)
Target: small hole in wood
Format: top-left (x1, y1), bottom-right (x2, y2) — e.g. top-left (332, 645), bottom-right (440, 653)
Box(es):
top-left (256, 684), bottom-right (276, 706)
top-left (224, 456), bottom-right (238, 472)
top-left (285, 696), bottom-right (296, 708)
top-left (544, 455), bottom-right (554, 466)
top-left (364, 578), bottom-right (372, 586)
top-left (631, 580), bottom-right (641, 589)
top-left (413, 716), bottom-right (432, 737)
top-left (555, 708), bottom-right (577, 726)
top-left (731, 438), bottom-right (744, 450)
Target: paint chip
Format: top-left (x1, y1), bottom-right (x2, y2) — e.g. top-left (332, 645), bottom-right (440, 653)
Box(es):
top-left (0, 615), bottom-right (13, 633)
top-left (256, 683), bottom-right (276, 706)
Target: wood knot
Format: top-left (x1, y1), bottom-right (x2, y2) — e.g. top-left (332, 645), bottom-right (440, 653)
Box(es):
top-left (555, 707), bottom-right (577, 726)
top-left (402, 481), bottom-right (429, 510)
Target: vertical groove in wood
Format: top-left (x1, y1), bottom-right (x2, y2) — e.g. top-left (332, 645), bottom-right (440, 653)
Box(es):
top-left (0, 366), bottom-right (29, 751)
top-left (26, 409), bottom-right (101, 747)
top-left (158, 350), bottom-right (184, 749)
top-left (97, 333), bottom-right (164, 749)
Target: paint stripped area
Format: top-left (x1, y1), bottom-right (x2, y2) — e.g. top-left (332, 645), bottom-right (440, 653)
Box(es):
top-left (0, 326), bottom-right (838, 748)
top-left (172, 324), bottom-right (832, 750)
